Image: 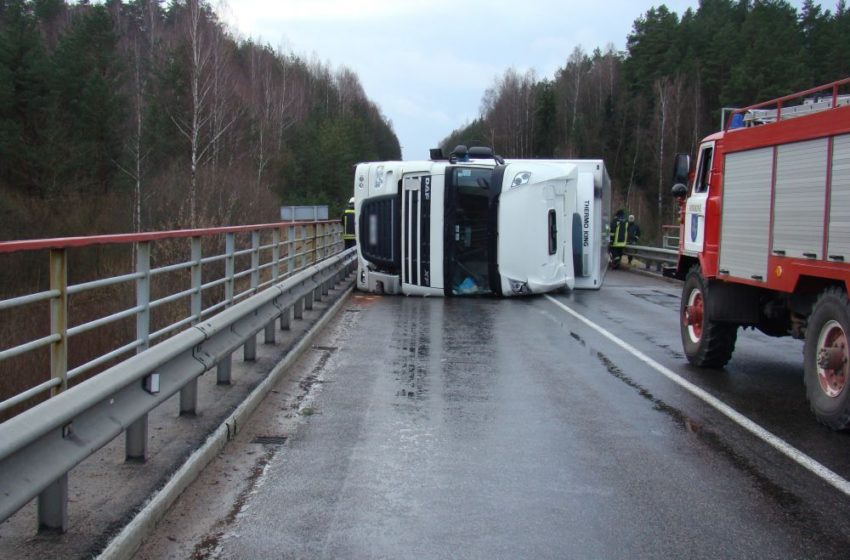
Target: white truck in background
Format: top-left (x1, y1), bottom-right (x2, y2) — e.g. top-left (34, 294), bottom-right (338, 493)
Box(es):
top-left (353, 146), bottom-right (610, 296)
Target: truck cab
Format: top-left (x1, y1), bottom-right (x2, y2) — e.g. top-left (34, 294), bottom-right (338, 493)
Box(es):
top-left (354, 147), bottom-right (610, 296)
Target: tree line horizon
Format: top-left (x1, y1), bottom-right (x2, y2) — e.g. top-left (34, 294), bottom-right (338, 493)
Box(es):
top-left (441, 0), bottom-right (850, 238)
top-left (0, 0), bottom-right (401, 242)
top-left (1, 1), bottom-right (849, 244)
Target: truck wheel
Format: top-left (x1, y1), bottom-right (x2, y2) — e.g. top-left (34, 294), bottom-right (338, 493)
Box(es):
top-left (680, 266), bottom-right (737, 367)
top-left (804, 287), bottom-right (850, 430)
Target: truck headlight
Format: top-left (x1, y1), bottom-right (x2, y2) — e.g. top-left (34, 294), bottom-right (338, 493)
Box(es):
top-left (374, 165), bottom-right (384, 189)
top-left (508, 279), bottom-right (530, 295)
top-left (511, 171), bottom-right (532, 189)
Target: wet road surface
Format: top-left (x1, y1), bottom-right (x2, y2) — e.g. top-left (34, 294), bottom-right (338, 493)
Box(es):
top-left (170, 270), bottom-right (850, 558)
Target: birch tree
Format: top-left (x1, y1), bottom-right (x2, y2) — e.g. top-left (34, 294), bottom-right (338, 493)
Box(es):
top-left (170, 0), bottom-right (237, 227)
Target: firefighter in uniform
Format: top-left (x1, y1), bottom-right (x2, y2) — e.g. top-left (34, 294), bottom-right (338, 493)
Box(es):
top-left (626, 214), bottom-right (640, 264)
top-left (342, 197), bottom-right (356, 249)
top-left (609, 209), bottom-right (628, 268)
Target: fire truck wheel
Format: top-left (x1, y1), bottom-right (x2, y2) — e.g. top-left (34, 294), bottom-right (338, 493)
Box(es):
top-left (804, 287), bottom-right (850, 430)
top-left (680, 266), bottom-right (737, 368)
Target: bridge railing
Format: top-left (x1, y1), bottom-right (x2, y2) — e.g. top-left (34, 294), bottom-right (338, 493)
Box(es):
top-left (0, 221), bottom-right (354, 534)
top-left (0, 221), bottom-right (342, 418)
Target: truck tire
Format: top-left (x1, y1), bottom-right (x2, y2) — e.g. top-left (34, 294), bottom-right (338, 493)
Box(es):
top-left (680, 266), bottom-right (737, 368)
top-left (804, 287), bottom-right (850, 430)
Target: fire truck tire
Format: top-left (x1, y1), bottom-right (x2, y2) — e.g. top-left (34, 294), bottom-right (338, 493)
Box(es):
top-left (680, 266), bottom-right (737, 368)
top-left (804, 287), bottom-right (850, 430)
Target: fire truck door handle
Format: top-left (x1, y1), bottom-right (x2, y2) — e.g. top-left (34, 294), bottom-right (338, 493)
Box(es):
top-left (751, 275), bottom-right (764, 281)
top-left (719, 269), bottom-right (730, 275)
top-left (829, 255), bottom-right (845, 262)
top-left (803, 253), bottom-right (817, 259)
top-left (772, 249), bottom-right (786, 256)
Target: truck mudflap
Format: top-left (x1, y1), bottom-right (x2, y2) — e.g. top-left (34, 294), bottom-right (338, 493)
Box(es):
top-left (704, 280), bottom-right (761, 324)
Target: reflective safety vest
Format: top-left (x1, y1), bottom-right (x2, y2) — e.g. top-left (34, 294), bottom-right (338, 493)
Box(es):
top-left (610, 219), bottom-right (627, 248)
top-left (343, 208), bottom-right (355, 242)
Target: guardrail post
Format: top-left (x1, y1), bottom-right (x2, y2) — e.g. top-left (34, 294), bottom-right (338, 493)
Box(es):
top-left (337, 222), bottom-right (343, 253)
top-left (280, 305), bottom-right (291, 330)
top-left (217, 233), bottom-right (235, 385)
top-left (38, 474), bottom-right (68, 534)
top-left (224, 233), bottom-right (235, 303)
top-left (127, 242), bottom-right (151, 461)
top-left (305, 289), bottom-right (314, 311)
top-left (250, 230), bottom-right (260, 292)
top-left (49, 249), bottom-right (68, 396)
top-left (191, 237), bottom-right (202, 320)
top-left (294, 297), bottom-right (303, 320)
top-left (272, 229), bottom-right (281, 285)
top-left (181, 237), bottom-right (202, 415)
top-left (41, 249), bottom-right (68, 533)
top-left (287, 225), bottom-right (296, 277)
top-left (244, 335), bottom-right (257, 361)
top-left (265, 229), bottom-right (281, 344)
top-left (302, 224), bottom-right (309, 268)
top-left (312, 223), bottom-right (319, 264)
top-left (243, 231), bottom-right (260, 360)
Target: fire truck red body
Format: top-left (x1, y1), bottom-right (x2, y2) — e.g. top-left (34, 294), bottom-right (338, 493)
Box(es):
top-left (668, 77), bottom-right (850, 429)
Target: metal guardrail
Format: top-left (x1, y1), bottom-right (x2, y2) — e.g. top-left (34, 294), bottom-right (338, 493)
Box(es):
top-left (661, 225), bottom-right (680, 251)
top-left (0, 221), bottom-right (342, 416)
top-left (0, 245), bottom-right (356, 533)
top-left (0, 221), bottom-right (347, 532)
top-left (622, 245), bottom-right (679, 272)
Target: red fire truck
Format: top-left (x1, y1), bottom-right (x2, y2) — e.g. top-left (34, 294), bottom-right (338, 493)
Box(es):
top-left (667, 77), bottom-right (850, 429)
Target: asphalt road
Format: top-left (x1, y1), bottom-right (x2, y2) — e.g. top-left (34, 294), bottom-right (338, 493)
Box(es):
top-left (140, 269), bottom-right (850, 559)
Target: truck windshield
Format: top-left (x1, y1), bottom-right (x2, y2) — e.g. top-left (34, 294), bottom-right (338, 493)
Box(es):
top-left (445, 167), bottom-right (494, 295)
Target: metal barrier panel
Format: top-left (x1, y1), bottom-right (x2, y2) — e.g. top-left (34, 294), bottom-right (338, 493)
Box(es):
top-left (0, 221), bottom-right (347, 532)
top-left (0, 241), bottom-right (356, 532)
top-left (0, 220), bottom-right (344, 418)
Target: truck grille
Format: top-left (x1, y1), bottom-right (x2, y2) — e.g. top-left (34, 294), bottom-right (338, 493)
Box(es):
top-left (359, 195), bottom-right (400, 270)
top-left (402, 176), bottom-right (432, 287)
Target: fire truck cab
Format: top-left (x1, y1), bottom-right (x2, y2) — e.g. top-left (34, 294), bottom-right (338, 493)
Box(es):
top-left (668, 78), bottom-right (850, 428)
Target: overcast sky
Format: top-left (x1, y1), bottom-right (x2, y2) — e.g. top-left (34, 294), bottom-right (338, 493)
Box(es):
top-left (219, 0), bottom-right (827, 161)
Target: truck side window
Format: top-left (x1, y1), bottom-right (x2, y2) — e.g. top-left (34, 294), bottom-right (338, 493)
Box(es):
top-left (694, 147), bottom-right (713, 194)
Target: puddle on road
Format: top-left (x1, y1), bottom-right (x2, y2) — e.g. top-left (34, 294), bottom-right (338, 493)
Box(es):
top-left (591, 346), bottom-right (803, 513)
top-left (628, 289), bottom-right (681, 311)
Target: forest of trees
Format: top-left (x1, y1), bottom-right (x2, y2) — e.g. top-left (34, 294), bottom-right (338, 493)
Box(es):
top-left (3, 0), bottom-right (849, 244)
top-left (441, 0), bottom-right (850, 239)
top-left (0, 0), bottom-right (401, 240)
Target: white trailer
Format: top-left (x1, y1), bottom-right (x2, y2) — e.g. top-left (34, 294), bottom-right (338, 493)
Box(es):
top-left (354, 147), bottom-right (610, 296)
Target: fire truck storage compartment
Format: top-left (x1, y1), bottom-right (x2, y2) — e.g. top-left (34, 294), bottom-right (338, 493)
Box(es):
top-left (719, 147), bottom-right (772, 281)
top-left (828, 134), bottom-right (850, 261)
top-left (772, 138), bottom-right (829, 260)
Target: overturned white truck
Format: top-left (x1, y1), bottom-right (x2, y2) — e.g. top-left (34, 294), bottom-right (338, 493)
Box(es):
top-left (354, 146), bottom-right (611, 296)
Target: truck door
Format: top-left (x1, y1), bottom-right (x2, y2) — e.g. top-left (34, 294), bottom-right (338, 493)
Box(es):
top-left (498, 162), bottom-right (577, 293)
top-left (684, 142), bottom-right (714, 255)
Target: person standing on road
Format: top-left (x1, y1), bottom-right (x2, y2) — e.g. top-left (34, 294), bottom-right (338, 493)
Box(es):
top-left (626, 214), bottom-right (640, 264)
top-left (343, 198), bottom-right (356, 249)
top-left (609, 209), bottom-right (627, 268)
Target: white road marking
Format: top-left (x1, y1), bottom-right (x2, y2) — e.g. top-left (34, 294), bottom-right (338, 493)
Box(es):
top-left (545, 294), bottom-right (850, 497)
